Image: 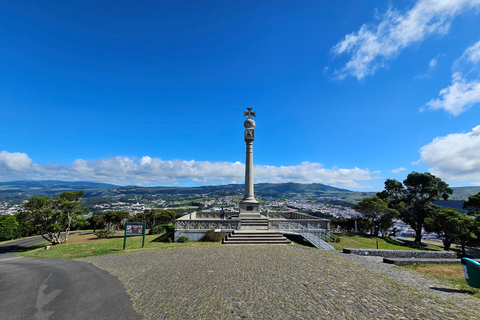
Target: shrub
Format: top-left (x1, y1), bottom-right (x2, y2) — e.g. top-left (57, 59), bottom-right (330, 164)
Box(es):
top-left (149, 223), bottom-right (175, 235)
top-left (331, 234), bottom-right (341, 243)
top-left (95, 229), bottom-right (115, 239)
top-left (178, 236), bottom-right (189, 243)
top-left (203, 229), bottom-right (225, 242)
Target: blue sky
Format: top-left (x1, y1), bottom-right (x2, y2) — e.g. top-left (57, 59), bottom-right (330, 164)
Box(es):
top-left (1, 0), bottom-right (480, 191)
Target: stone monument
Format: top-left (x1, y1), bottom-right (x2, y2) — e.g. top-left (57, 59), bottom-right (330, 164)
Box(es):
top-left (239, 108), bottom-right (262, 219)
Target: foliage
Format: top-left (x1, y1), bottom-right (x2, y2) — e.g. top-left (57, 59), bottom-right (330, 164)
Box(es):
top-left (95, 229), bottom-right (115, 238)
top-left (19, 191), bottom-right (85, 245)
top-left (0, 215), bottom-right (19, 240)
top-left (332, 217), bottom-right (371, 234)
top-left (133, 209), bottom-right (182, 229)
top-left (178, 236), bottom-right (189, 243)
top-left (424, 208), bottom-right (469, 251)
top-left (203, 229), bottom-right (225, 242)
top-left (149, 223), bottom-right (175, 242)
top-left (149, 223), bottom-right (175, 235)
top-left (463, 192), bottom-right (480, 215)
top-left (378, 172), bottom-right (453, 243)
top-left (102, 211), bottom-right (129, 232)
top-left (354, 196), bottom-right (395, 236)
top-left (73, 216), bottom-right (89, 230)
top-left (87, 214), bottom-right (105, 231)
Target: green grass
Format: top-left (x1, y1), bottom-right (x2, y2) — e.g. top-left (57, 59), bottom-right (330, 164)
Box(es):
top-left (18, 232), bottom-right (218, 259)
top-left (333, 233), bottom-right (422, 251)
top-left (404, 264), bottom-right (480, 299)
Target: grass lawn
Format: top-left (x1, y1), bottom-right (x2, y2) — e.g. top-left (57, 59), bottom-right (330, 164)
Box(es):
top-left (404, 264), bottom-right (480, 299)
top-left (333, 233), bottom-right (425, 251)
top-left (18, 232), bottom-right (218, 260)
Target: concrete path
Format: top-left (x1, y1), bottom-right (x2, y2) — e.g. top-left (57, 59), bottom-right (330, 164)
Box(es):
top-left (0, 238), bottom-right (140, 320)
top-left (82, 244), bottom-right (480, 320)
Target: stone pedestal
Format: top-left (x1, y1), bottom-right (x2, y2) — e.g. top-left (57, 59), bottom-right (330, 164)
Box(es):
top-left (239, 201), bottom-right (260, 218)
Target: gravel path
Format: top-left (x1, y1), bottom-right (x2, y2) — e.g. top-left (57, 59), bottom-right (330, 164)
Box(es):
top-left (80, 244), bottom-right (480, 320)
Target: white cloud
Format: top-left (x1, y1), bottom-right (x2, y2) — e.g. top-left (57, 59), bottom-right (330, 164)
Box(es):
top-left (429, 58), bottom-right (437, 68)
top-left (0, 151), bottom-right (32, 171)
top-left (331, 0), bottom-right (480, 80)
top-left (417, 125), bottom-right (480, 182)
top-left (391, 167), bottom-right (407, 174)
top-left (426, 72), bottom-right (480, 115)
top-left (426, 40), bottom-right (480, 115)
top-left (0, 151), bottom-right (380, 189)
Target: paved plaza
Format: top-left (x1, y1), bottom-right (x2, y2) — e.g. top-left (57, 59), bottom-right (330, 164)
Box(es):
top-left (81, 244), bottom-right (480, 320)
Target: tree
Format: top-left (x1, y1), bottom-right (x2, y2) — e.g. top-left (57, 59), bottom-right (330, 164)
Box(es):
top-left (456, 214), bottom-right (477, 255)
top-left (354, 196), bottom-right (389, 236)
top-left (55, 190), bottom-right (85, 242)
top-left (0, 215), bottom-right (19, 240)
top-left (332, 217), bottom-right (371, 234)
top-left (21, 191), bottom-right (85, 245)
top-left (87, 214), bottom-right (105, 232)
top-left (133, 209), bottom-right (182, 229)
top-left (102, 211), bottom-right (129, 232)
top-left (424, 208), bottom-right (464, 251)
top-left (463, 192), bottom-right (480, 215)
top-left (380, 172), bottom-right (452, 243)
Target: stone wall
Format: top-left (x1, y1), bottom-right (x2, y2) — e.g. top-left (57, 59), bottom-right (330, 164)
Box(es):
top-left (343, 248), bottom-right (458, 259)
top-left (269, 219), bottom-right (330, 230)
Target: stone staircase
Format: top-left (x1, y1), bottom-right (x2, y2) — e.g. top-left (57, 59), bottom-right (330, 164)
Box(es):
top-left (222, 230), bottom-right (291, 245)
top-left (240, 217), bottom-right (268, 230)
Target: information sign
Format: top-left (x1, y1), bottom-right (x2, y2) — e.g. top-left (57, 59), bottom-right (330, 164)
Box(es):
top-left (123, 221), bottom-right (146, 250)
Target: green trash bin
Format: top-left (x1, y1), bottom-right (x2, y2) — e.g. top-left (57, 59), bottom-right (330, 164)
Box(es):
top-left (461, 257), bottom-right (480, 288)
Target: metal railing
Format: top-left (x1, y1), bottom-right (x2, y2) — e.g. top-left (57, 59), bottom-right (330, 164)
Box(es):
top-left (277, 222), bottom-right (336, 250)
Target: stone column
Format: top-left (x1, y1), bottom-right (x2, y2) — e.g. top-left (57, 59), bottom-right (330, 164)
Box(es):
top-left (239, 108), bottom-right (260, 217)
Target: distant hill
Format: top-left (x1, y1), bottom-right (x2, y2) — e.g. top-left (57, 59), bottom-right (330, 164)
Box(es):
top-left (0, 181), bottom-right (478, 209)
top-left (0, 180), bottom-right (118, 198)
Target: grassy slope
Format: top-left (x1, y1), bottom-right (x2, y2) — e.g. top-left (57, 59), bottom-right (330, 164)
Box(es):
top-left (333, 233), bottom-right (422, 251)
top-left (405, 264), bottom-right (480, 299)
top-left (18, 232), bottom-right (217, 259)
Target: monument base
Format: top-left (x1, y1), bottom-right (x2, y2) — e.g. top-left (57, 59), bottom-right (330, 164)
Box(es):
top-left (239, 201), bottom-right (261, 218)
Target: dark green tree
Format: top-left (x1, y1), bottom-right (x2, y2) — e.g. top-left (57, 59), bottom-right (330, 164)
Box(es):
top-left (87, 214), bottom-right (105, 232)
top-left (133, 209), bottom-right (182, 229)
top-left (354, 196), bottom-right (389, 236)
top-left (402, 172), bottom-right (452, 243)
top-left (20, 191), bottom-right (85, 245)
top-left (379, 172), bottom-right (452, 243)
top-left (424, 208), bottom-right (465, 251)
top-left (0, 215), bottom-right (19, 240)
top-left (55, 190), bottom-right (85, 242)
top-left (102, 211), bottom-right (129, 232)
top-left (463, 192), bottom-right (480, 215)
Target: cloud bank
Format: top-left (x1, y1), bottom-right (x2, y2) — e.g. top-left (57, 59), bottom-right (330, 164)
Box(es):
top-left (426, 40), bottom-right (480, 115)
top-left (332, 0), bottom-right (480, 80)
top-left (0, 151), bottom-right (379, 189)
top-left (418, 125), bottom-right (480, 183)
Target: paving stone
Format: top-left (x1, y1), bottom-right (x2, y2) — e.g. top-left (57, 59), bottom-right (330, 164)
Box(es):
top-left (80, 245), bottom-right (480, 319)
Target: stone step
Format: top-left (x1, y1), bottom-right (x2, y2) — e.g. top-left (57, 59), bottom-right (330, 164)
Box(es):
top-left (223, 230), bottom-right (291, 245)
top-left (383, 258), bottom-right (461, 266)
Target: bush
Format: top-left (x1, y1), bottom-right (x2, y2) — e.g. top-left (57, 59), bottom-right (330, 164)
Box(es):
top-left (178, 236), bottom-right (189, 243)
top-left (149, 223), bottom-right (175, 235)
top-left (203, 229), bottom-right (225, 242)
top-left (331, 234), bottom-right (341, 243)
top-left (95, 229), bottom-right (115, 239)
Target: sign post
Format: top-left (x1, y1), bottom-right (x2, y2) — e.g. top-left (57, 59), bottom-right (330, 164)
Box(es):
top-left (123, 221), bottom-right (146, 250)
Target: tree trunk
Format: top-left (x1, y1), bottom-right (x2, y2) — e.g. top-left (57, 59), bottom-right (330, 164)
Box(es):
top-left (443, 236), bottom-right (451, 251)
top-left (414, 226), bottom-right (423, 243)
